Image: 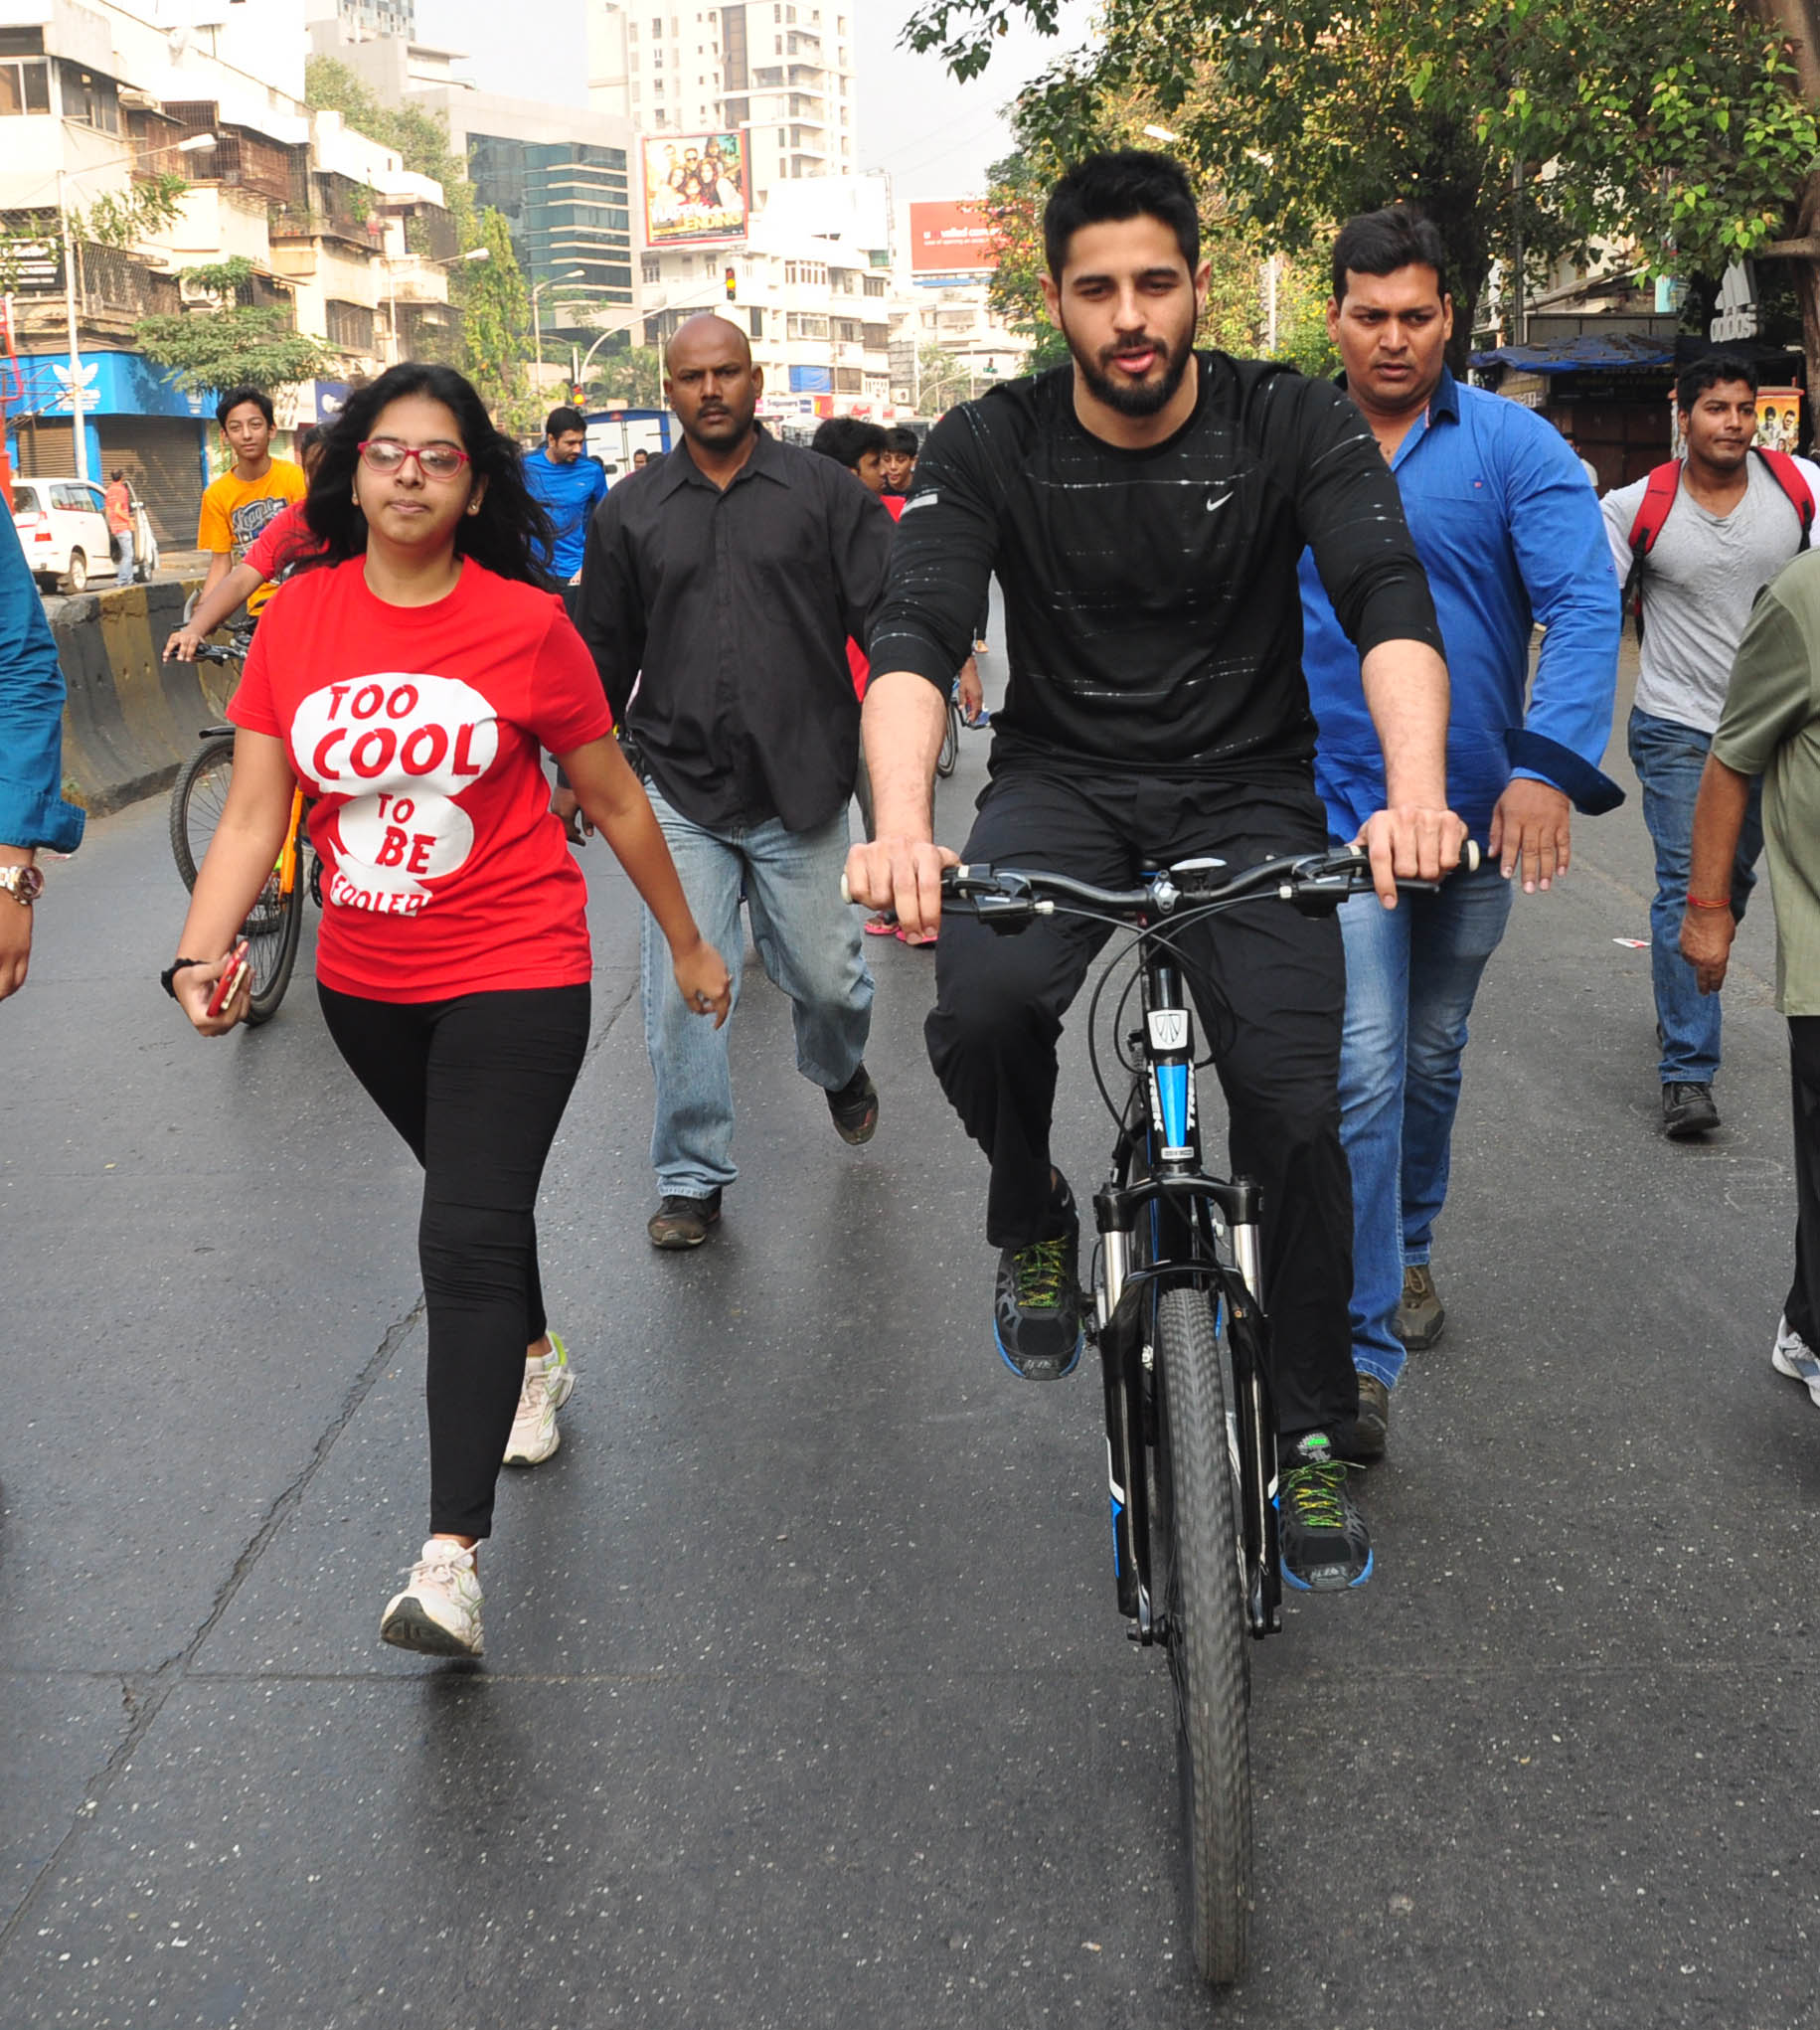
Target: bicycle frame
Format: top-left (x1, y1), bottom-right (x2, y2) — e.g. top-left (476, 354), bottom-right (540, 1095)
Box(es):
top-left (1089, 940), bottom-right (1282, 1644)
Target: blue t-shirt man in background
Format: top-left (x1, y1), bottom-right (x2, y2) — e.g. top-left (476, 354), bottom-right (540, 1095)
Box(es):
top-left (1298, 206), bottom-right (1622, 1459)
top-left (523, 405), bottom-right (608, 591)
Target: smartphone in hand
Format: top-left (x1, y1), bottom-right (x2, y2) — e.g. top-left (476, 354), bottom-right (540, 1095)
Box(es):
top-left (206, 941), bottom-right (251, 1019)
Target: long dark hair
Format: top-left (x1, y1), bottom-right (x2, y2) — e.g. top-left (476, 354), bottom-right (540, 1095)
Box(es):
top-left (299, 362), bottom-right (555, 586)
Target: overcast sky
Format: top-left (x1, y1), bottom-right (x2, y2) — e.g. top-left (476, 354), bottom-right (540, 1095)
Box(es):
top-left (412, 0), bottom-right (1099, 197)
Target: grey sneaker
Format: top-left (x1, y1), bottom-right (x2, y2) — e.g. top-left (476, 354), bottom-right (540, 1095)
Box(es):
top-left (1345, 1374), bottom-right (1390, 1461)
top-left (1395, 1265), bottom-right (1445, 1351)
top-left (1771, 1316), bottom-right (1820, 1407)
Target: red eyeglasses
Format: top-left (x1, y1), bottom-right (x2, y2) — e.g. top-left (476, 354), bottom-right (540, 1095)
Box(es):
top-left (358, 438), bottom-right (471, 480)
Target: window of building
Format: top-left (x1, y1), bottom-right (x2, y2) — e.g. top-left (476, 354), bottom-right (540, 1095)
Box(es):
top-left (0, 57), bottom-right (50, 115)
top-left (652, 15), bottom-right (662, 31)
top-left (642, 254), bottom-right (660, 282)
top-left (863, 274), bottom-right (884, 297)
top-left (652, 47), bottom-right (663, 64)
top-left (326, 299), bottom-right (376, 353)
top-left (59, 62), bottom-right (119, 131)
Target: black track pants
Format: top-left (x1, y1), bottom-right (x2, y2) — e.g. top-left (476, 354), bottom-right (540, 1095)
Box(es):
top-left (925, 765), bottom-right (1357, 1444)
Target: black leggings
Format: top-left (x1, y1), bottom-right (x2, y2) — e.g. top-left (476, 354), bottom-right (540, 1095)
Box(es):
top-left (319, 982), bottom-right (591, 1539)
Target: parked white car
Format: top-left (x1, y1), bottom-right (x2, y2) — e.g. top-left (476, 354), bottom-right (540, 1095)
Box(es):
top-left (12, 475), bottom-right (160, 593)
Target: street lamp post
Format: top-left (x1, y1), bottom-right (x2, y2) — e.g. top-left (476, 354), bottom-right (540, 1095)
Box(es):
top-left (531, 269), bottom-right (586, 383)
top-left (56, 130), bottom-right (214, 480)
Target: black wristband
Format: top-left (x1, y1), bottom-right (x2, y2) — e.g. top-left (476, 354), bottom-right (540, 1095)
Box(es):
top-left (161, 957), bottom-right (209, 999)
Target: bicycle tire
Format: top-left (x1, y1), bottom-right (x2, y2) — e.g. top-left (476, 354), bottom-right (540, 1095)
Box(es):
top-left (1151, 1283), bottom-right (1251, 1986)
top-left (169, 734), bottom-right (237, 892)
top-left (935, 697), bottom-right (960, 778)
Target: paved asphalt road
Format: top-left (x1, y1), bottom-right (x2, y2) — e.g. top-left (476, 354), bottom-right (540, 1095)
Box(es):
top-left (4, 637), bottom-right (1818, 2029)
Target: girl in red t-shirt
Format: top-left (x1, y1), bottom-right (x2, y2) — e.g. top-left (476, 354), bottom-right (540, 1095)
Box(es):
top-left (166, 363), bottom-right (731, 1659)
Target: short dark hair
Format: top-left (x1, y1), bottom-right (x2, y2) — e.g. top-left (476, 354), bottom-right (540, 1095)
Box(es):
top-left (109, 468), bottom-right (124, 481)
top-left (215, 385), bottom-right (273, 428)
top-left (884, 425), bottom-right (918, 455)
top-left (1043, 150), bottom-right (1199, 280)
top-left (1678, 352), bottom-right (1758, 413)
top-left (545, 406), bottom-right (587, 438)
top-left (1331, 207), bottom-right (1450, 305)
top-left (297, 362), bottom-right (554, 587)
top-left (810, 417), bottom-right (889, 471)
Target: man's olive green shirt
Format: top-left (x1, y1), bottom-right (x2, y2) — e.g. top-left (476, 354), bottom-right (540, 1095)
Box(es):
top-left (1713, 550), bottom-right (1820, 1014)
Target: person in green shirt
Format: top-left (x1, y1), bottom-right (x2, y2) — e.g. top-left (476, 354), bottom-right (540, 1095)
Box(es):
top-left (1681, 550), bottom-right (1820, 1410)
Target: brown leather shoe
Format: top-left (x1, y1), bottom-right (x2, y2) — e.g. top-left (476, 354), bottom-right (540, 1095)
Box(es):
top-left (1395, 1264), bottom-right (1445, 1351)
top-left (647, 1190), bottom-right (723, 1250)
top-left (1346, 1375), bottom-right (1390, 1462)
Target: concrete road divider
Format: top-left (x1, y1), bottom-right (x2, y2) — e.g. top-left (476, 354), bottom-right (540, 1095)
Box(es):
top-left (54, 580), bottom-right (241, 817)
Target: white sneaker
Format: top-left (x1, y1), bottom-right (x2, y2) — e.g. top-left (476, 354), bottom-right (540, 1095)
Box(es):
top-left (381, 1539), bottom-right (484, 1657)
top-left (504, 1332), bottom-right (575, 1467)
top-left (1771, 1317), bottom-right (1820, 1407)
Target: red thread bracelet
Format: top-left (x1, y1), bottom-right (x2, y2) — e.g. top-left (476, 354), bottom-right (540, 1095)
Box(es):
top-left (1686, 896), bottom-right (1733, 911)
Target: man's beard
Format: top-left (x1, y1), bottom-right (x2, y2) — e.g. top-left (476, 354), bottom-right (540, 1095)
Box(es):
top-left (1064, 313), bottom-right (1196, 419)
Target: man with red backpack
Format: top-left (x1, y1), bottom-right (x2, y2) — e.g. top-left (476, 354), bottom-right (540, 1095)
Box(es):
top-left (1602, 353), bottom-right (1818, 1138)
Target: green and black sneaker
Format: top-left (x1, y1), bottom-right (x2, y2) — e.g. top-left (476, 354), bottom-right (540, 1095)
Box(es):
top-left (992, 1184), bottom-right (1082, 1381)
top-left (1276, 1432), bottom-right (1372, 1591)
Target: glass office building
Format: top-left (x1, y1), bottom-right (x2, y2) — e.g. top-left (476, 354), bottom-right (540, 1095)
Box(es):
top-left (466, 135), bottom-right (634, 308)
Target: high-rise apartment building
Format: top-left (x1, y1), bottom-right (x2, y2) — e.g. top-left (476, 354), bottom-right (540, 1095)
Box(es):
top-left (586, 3), bottom-right (856, 206)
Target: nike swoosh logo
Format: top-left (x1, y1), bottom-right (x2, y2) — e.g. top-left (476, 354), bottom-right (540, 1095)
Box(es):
top-left (1205, 493), bottom-right (1232, 513)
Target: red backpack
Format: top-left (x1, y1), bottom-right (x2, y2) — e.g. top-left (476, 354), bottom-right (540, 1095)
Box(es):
top-left (1624, 446), bottom-right (1814, 640)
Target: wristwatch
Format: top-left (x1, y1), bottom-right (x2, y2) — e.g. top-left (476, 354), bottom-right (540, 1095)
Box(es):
top-left (0, 866), bottom-right (44, 906)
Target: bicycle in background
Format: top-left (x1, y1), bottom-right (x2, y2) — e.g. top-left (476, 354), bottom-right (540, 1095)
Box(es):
top-left (168, 624), bottom-right (314, 1025)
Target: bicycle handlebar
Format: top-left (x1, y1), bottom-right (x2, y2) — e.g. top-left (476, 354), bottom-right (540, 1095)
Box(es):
top-left (837, 841), bottom-right (1480, 914)
top-left (934, 839), bottom-right (1482, 924)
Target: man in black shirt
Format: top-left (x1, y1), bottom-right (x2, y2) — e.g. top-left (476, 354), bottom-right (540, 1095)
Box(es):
top-left (577, 314), bottom-right (895, 1249)
top-left (847, 153), bottom-right (1466, 1592)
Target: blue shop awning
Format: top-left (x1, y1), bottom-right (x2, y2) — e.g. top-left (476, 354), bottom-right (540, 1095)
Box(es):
top-left (1469, 333), bottom-right (1677, 373)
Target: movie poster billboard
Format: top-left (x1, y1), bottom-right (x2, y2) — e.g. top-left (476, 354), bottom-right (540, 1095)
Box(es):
top-left (643, 131), bottom-right (748, 249)
top-left (908, 199), bottom-right (997, 277)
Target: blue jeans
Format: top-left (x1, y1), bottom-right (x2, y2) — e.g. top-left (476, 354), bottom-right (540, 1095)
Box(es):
top-left (1338, 857), bottom-right (1513, 1388)
top-left (112, 528), bottom-right (134, 588)
top-left (640, 786), bottom-right (873, 1199)
top-left (1627, 707), bottom-right (1762, 1085)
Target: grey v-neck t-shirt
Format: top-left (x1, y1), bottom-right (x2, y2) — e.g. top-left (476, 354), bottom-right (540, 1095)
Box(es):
top-left (1601, 453), bottom-right (1820, 734)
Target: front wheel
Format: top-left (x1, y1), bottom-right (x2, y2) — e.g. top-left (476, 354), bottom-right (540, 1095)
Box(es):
top-left (1151, 1284), bottom-right (1251, 1986)
top-left (243, 856), bottom-right (303, 1026)
top-left (170, 734), bottom-right (237, 891)
top-left (935, 695), bottom-right (960, 779)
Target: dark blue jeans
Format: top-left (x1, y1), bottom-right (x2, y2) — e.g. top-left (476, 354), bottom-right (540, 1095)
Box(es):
top-left (1627, 707), bottom-right (1763, 1085)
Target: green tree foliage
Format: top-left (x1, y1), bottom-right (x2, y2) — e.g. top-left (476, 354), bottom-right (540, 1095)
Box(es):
top-left (458, 207), bottom-right (535, 423)
top-left (587, 343), bottom-right (664, 408)
top-left (304, 56), bottom-right (475, 241)
top-left (79, 172), bottom-right (190, 250)
top-left (136, 258), bottom-right (333, 395)
top-left (985, 146), bottom-right (1335, 377)
top-left (906, 0), bottom-right (1820, 366)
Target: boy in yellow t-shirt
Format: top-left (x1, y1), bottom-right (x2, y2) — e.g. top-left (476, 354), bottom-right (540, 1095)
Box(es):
top-left (196, 386), bottom-right (308, 620)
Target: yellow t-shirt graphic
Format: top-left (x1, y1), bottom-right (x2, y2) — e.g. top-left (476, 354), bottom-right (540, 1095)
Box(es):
top-left (197, 459), bottom-right (308, 615)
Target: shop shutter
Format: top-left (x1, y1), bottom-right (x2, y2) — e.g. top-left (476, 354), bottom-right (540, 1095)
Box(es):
top-left (11, 418), bottom-right (79, 478)
top-left (96, 417), bottom-right (205, 549)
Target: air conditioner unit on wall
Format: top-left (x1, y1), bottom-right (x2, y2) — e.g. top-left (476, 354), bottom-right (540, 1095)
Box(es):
top-left (179, 275), bottom-right (218, 306)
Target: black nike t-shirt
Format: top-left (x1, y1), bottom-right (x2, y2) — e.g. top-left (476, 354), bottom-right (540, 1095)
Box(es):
top-left (868, 352), bottom-right (1441, 779)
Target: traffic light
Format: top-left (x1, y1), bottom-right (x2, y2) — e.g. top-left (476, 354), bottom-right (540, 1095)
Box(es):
top-left (724, 264), bottom-right (738, 302)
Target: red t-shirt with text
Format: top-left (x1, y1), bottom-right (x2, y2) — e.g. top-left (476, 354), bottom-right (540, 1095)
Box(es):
top-left (228, 557), bottom-right (613, 1002)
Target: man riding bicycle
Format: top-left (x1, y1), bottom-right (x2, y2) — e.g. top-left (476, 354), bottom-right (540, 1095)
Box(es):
top-left (845, 151), bottom-right (1467, 1592)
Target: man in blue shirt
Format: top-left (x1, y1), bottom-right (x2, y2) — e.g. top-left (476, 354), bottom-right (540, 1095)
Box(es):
top-left (1, 520), bottom-right (85, 1001)
top-left (1299, 207), bottom-right (1622, 1456)
top-left (522, 406), bottom-right (608, 598)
